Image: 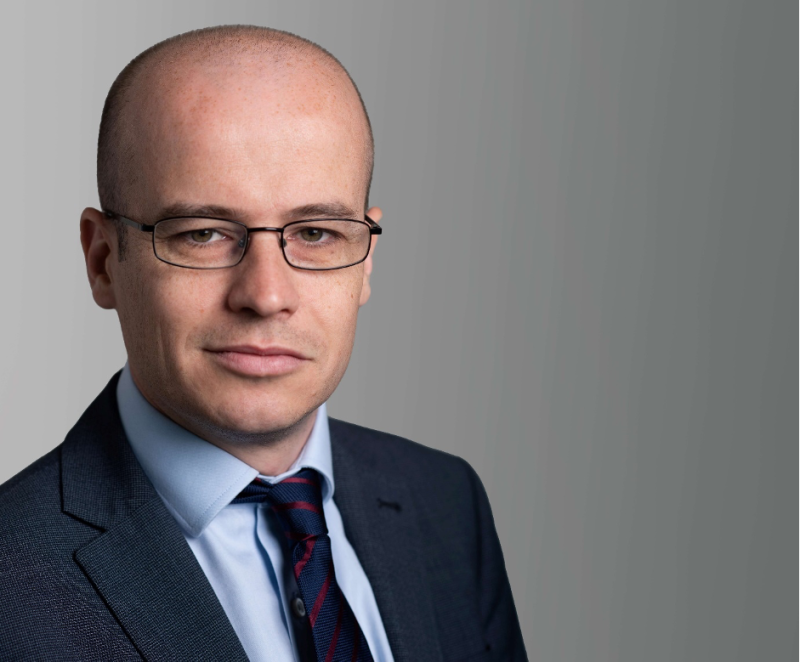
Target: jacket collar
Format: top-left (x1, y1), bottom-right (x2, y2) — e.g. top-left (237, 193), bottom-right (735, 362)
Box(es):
top-left (61, 371), bottom-right (443, 662)
top-left (331, 419), bottom-right (444, 662)
top-left (62, 371), bottom-right (249, 661)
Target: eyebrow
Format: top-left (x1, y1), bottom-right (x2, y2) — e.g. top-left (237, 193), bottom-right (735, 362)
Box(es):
top-left (288, 203), bottom-right (361, 220)
top-left (154, 201), bottom-right (361, 221)
top-left (155, 203), bottom-right (241, 219)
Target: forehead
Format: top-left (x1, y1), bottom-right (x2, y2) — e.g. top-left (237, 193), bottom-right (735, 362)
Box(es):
top-left (125, 58), bottom-right (369, 218)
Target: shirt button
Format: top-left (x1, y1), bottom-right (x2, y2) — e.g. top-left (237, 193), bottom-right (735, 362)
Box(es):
top-left (291, 597), bottom-right (307, 618)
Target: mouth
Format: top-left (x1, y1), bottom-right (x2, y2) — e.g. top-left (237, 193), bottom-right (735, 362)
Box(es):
top-left (206, 345), bottom-right (310, 377)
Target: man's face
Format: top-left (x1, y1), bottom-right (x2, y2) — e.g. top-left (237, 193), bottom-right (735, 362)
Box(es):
top-left (85, 60), bottom-right (377, 442)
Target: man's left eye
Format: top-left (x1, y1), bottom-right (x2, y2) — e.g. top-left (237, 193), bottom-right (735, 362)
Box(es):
top-left (299, 228), bottom-right (325, 242)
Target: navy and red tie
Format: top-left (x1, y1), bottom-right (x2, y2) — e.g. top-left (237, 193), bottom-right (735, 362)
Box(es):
top-left (232, 468), bottom-right (374, 662)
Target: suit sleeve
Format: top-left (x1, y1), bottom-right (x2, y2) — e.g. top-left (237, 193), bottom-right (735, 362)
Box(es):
top-left (462, 459), bottom-right (529, 661)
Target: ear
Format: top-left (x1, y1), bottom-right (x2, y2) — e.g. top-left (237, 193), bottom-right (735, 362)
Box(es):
top-left (80, 207), bottom-right (118, 310)
top-left (359, 206), bottom-right (382, 307)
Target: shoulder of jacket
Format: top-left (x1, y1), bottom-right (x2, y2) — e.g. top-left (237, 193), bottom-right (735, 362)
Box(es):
top-left (0, 444), bottom-right (61, 501)
top-left (0, 444), bottom-right (64, 540)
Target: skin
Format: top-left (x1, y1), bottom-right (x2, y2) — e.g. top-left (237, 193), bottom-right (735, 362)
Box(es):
top-left (80, 52), bottom-right (381, 475)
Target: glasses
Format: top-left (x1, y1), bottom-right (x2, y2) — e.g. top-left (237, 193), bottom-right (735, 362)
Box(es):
top-left (104, 212), bottom-right (382, 271)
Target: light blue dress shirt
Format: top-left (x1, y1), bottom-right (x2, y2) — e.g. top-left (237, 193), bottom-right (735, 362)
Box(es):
top-left (116, 364), bottom-right (394, 662)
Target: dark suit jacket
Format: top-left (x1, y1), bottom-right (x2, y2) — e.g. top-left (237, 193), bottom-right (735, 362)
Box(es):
top-left (0, 372), bottom-right (526, 661)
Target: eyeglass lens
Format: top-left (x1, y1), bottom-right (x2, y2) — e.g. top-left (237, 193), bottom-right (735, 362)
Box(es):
top-left (153, 218), bottom-right (372, 269)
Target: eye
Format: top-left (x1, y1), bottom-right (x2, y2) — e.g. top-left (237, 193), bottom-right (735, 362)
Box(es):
top-left (189, 229), bottom-right (218, 243)
top-left (181, 227), bottom-right (234, 246)
top-left (299, 228), bottom-right (325, 242)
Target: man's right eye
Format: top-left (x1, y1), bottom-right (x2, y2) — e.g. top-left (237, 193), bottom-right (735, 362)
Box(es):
top-left (187, 228), bottom-right (223, 244)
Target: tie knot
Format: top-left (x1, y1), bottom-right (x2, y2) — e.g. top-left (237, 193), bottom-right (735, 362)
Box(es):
top-left (232, 468), bottom-right (327, 541)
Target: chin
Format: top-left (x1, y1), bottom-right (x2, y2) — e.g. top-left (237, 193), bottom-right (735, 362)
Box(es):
top-left (158, 353), bottom-right (338, 442)
top-left (191, 388), bottom-right (319, 438)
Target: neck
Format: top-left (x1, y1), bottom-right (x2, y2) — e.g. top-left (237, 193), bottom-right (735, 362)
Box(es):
top-left (200, 410), bottom-right (318, 476)
top-left (130, 371), bottom-right (319, 476)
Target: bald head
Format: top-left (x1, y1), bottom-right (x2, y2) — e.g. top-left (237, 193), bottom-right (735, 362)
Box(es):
top-left (97, 25), bottom-right (374, 250)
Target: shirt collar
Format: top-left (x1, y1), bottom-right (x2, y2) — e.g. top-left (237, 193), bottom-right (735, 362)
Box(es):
top-left (116, 362), bottom-right (335, 537)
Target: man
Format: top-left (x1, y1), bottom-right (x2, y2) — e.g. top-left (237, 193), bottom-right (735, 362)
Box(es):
top-left (0, 25), bottom-right (525, 661)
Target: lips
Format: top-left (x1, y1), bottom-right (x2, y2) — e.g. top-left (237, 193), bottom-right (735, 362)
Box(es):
top-left (209, 345), bottom-right (309, 359)
top-left (207, 345), bottom-right (310, 377)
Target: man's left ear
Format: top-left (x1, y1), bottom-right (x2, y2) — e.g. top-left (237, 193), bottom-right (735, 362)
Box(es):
top-left (359, 206), bottom-right (382, 307)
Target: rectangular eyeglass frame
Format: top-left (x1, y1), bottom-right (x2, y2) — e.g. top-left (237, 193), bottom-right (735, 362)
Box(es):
top-left (104, 211), bottom-right (382, 271)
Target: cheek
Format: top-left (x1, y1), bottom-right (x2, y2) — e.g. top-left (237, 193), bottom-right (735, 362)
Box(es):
top-left (153, 273), bottom-right (228, 344)
top-left (118, 267), bottom-right (220, 359)
top-left (306, 271), bottom-right (363, 347)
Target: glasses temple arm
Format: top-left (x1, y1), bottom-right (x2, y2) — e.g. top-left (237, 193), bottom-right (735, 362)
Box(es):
top-left (104, 212), bottom-right (155, 232)
top-left (364, 214), bottom-right (382, 235)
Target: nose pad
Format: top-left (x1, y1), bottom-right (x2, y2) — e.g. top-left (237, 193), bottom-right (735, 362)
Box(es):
top-left (235, 229), bottom-right (287, 262)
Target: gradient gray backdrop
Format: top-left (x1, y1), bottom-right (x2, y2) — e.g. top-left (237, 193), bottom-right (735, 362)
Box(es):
top-left (1, 1), bottom-right (796, 660)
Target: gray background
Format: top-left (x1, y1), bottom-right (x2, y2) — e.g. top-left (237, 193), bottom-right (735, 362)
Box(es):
top-left (0, 1), bottom-right (796, 659)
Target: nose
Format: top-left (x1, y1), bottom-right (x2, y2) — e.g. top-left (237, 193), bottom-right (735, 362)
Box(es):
top-left (225, 230), bottom-right (300, 318)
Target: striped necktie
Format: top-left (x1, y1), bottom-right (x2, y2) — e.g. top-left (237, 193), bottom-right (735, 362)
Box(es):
top-left (232, 468), bottom-right (374, 662)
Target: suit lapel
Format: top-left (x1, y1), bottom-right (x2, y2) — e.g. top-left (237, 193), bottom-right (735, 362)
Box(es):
top-left (62, 374), bottom-right (444, 661)
top-left (74, 499), bottom-right (248, 661)
top-left (331, 420), bottom-right (444, 662)
top-left (62, 372), bottom-right (248, 662)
